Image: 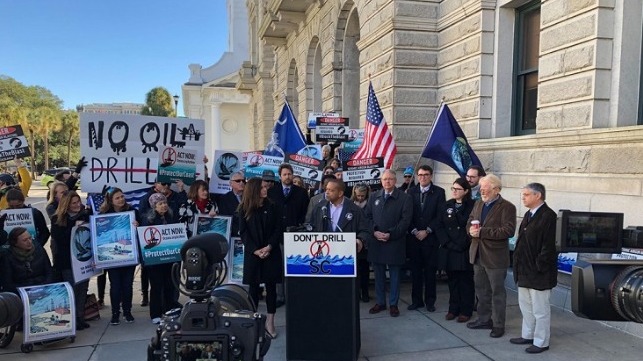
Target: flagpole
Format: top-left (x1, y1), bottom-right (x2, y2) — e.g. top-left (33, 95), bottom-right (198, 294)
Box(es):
top-left (411, 97), bottom-right (445, 185)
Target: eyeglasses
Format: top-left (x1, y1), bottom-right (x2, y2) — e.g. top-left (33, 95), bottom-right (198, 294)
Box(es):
top-left (231, 179), bottom-right (246, 184)
top-left (451, 187), bottom-right (465, 192)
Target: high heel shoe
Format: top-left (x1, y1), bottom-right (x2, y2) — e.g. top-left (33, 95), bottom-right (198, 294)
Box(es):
top-left (266, 329), bottom-right (278, 339)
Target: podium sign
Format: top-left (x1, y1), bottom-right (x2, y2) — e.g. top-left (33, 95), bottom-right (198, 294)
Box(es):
top-left (284, 232), bottom-right (356, 277)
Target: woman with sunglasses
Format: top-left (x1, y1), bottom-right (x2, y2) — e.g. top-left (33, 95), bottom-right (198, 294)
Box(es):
top-left (50, 191), bottom-right (92, 330)
top-left (238, 178), bottom-right (283, 339)
top-left (435, 177), bottom-right (475, 323)
top-left (99, 187), bottom-right (140, 325)
top-left (178, 180), bottom-right (217, 238)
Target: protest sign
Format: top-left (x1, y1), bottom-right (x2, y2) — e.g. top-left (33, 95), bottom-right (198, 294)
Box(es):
top-left (315, 116), bottom-right (350, 142)
top-left (297, 144), bottom-right (322, 160)
top-left (91, 211), bottom-right (139, 269)
top-left (70, 223), bottom-right (102, 284)
top-left (192, 215), bottom-right (232, 241)
top-left (284, 232), bottom-right (356, 277)
top-left (342, 128), bottom-right (364, 152)
top-left (307, 112), bottom-right (338, 130)
top-left (156, 146), bottom-right (198, 185)
top-left (0, 208), bottom-right (36, 239)
top-left (243, 153), bottom-right (283, 180)
top-left (228, 237), bottom-right (244, 284)
top-left (342, 157), bottom-right (385, 191)
top-left (18, 282), bottom-right (76, 342)
top-left (285, 153), bottom-right (322, 189)
top-left (79, 113), bottom-right (205, 193)
top-left (209, 150), bottom-right (243, 194)
top-left (137, 223), bottom-right (188, 266)
top-left (0, 124), bottom-right (31, 161)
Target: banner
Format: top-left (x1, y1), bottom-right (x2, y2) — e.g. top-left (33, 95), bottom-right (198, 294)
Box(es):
top-left (79, 113), bottom-right (205, 193)
top-left (285, 153), bottom-right (322, 190)
top-left (91, 211), bottom-right (139, 269)
top-left (137, 223), bottom-right (187, 266)
top-left (0, 124), bottom-right (31, 161)
top-left (0, 208), bottom-right (36, 240)
top-left (228, 237), bottom-right (244, 284)
top-left (156, 146), bottom-right (198, 185)
top-left (193, 215), bottom-right (232, 241)
top-left (18, 282), bottom-right (76, 343)
top-left (315, 116), bottom-right (350, 142)
top-left (244, 153), bottom-right (283, 180)
top-left (284, 232), bottom-right (356, 277)
top-left (210, 150), bottom-right (244, 194)
top-left (70, 223), bottom-right (102, 284)
top-left (342, 157), bottom-right (385, 191)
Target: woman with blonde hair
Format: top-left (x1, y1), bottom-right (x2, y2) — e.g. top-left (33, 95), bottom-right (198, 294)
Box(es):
top-left (45, 181), bottom-right (69, 218)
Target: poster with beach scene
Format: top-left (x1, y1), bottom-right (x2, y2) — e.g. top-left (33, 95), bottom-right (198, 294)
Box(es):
top-left (70, 223), bottom-right (103, 284)
top-left (192, 215), bottom-right (231, 241)
top-left (228, 237), bottom-right (244, 283)
top-left (137, 223), bottom-right (188, 266)
top-left (18, 282), bottom-right (75, 343)
top-left (90, 211), bottom-right (139, 269)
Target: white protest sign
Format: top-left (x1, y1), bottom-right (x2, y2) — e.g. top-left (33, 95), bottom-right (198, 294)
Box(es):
top-left (80, 113), bottom-right (205, 193)
top-left (284, 232), bottom-right (356, 277)
top-left (0, 208), bottom-right (36, 239)
top-left (210, 150), bottom-right (244, 194)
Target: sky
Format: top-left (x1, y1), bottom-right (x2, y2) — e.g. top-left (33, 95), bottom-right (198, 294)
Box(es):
top-left (0, 0), bottom-right (229, 116)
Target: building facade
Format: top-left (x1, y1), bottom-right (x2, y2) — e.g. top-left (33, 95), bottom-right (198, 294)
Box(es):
top-left (77, 102), bottom-right (145, 115)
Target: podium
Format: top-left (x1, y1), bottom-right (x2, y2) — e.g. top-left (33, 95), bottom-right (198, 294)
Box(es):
top-left (284, 232), bottom-right (360, 361)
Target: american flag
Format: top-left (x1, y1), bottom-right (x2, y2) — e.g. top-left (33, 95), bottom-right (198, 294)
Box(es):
top-left (351, 82), bottom-right (397, 169)
top-left (87, 187), bottom-right (151, 213)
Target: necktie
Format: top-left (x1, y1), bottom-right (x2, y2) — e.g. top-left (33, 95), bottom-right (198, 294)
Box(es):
top-left (525, 211), bottom-right (532, 223)
top-left (420, 191), bottom-right (427, 206)
top-left (284, 187), bottom-right (290, 197)
top-left (384, 193), bottom-right (390, 201)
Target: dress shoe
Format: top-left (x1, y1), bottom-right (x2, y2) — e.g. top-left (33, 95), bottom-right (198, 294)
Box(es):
top-left (457, 315), bottom-right (471, 323)
top-left (445, 312), bottom-right (456, 320)
top-left (490, 327), bottom-right (505, 338)
top-left (407, 303), bottom-right (424, 311)
top-left (361, 291), bottom-right (370, 303)
top-left (389, 305), bottom-right (400, 317)
top-left (369, 304), bottom-right (387, 314)
top-left (525, 345), bottom-right (549, 354)
top-left (466, 319), bottom-right (493, 329)
top-left (510, 337), bottom-right (534, 345)
top-left (426, 305), bottom-right (436, 312)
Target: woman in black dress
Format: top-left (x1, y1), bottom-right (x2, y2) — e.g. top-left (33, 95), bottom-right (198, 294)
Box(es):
top-left (238, 178), bottom-right (282, 339)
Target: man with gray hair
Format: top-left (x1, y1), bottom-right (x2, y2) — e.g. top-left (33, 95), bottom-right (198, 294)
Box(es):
top-left (217, 171), bottom-right (246, 237)
top-left (510, 183), bottom-right (557, 353)
top-left (466, 174), bottom-right (516, 338)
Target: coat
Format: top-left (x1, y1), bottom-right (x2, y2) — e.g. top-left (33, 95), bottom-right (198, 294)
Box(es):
top-left (513, 203), bottom-right (558, 290)
top-left (217, 190), bottom-right (242, 237)
top-left (0, 244), bottom-right (53, 294)
top-left (268, 183), bottom-right (309, 231)
top-left (406, 183), bottom-right (446, 265)
top-left (50, 210), bottom-right (92, 271)
top-left (238, 201), bottom-right (283, 284)
top-left (364, 187), bottom-right (413, 265)
top-left (467, 195), bottom-right (516, 269)
top-left (435, 199), bottom-right (475, 271)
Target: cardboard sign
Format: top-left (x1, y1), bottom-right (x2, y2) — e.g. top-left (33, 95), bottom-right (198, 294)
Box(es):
top-left (156, 146), bottom-right (198, 185)
top-left (70, 223), bottom-right (102, 284)
top-left (342, 157), bottom-right (385, 190)
top-left (192, 215), bottom-right (232, 241)
top-left (79, 113), bottom-right (205, 193)
top-left (0, 124), bottom-right (31, 161)
top-left (90, 211), bottom-right (139, 269)
top-left (284, 232), bottom-right (356, 277)
top-left (285, 153), bottom-right (322, 189)
top-left (137, 223), bottom-right (188, 266)
top-left (243, 153), bottom-right (283, 180)
top-left (0, 208), bottom-right (36, 240)
top-left (209, 150), bottom-right (244, 194)
top-left (307, 112), bottom-right (339, 129)
top-left (228, 237), bottom-right (244, 284)
top-left (315, 117), bottom-right (350, 142)
top-left (18, 282), bottom-right (76, 342)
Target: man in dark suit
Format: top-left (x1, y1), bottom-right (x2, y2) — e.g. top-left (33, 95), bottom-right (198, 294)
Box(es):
top-left (510, 183), bottom-right (557, 354)
top-left (217, 171), bottom-right (245, 237)
top-left (268, 163), bottom-right (310, 306)
top-left (406, 165), bottom-right (445, 312)
top-left (364, 170), bottom-right (413, 317)
top-left (466, 174), bottom-right (516, 338)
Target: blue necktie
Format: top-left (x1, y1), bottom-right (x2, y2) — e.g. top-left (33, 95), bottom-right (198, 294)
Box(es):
top-left (284, 187), bottom-right (290, 197)
top-left (384, 193), bottom-right (390, 201)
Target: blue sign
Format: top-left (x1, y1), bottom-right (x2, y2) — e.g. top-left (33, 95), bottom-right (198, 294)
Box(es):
top-left (284, 232), bottom-right (356, 278)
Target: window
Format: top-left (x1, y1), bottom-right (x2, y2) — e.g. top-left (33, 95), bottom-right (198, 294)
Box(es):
top-left (513, 2), bottom-right (540, 135)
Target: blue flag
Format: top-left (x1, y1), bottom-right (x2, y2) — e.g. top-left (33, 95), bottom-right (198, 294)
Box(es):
top-left (264, 100), bottom-right (306, 157)
top-left (421, 103), bottom-right (482, 177)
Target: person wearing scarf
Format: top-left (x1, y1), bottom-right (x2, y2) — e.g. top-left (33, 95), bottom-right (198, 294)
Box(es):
top-left (178, 180), bottom-right (217, 238)
top-left (1, 226), bottom-right (53, 294)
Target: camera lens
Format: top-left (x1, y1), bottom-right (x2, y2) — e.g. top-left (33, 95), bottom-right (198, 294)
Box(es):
top-left (211, 284), bottom-right (256, 313)
top-left (609, 266), bottom-right (643, 323)
top-left (0, 292), bottom-right (24, 328)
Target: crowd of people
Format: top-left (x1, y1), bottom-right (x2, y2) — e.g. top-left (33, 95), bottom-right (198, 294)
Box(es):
top-left (0, 149), bottom-right (558, 354)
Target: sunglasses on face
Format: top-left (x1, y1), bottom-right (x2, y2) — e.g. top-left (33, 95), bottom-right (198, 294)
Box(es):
top-left (231, 179), bottom-right (246, 184)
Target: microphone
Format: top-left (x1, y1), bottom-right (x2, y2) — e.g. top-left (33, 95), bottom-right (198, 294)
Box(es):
top-left (321, 204), bottom-right (343, 232)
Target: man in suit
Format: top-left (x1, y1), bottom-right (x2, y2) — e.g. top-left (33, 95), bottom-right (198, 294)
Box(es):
top-left (466, 174), bottom-right (516, 338)
top-left (364, 170), bottom-right (413, 317)
top-left (406, 165), bottom-right (445, 312)
top-left (217, 171), bottom-right (245, 237)
top-left (305, 174), bottom-right (336, 224)
top-left (510, 183), bottom-right (557, 354)
top-left (268, 163), bottom-right (310, 306)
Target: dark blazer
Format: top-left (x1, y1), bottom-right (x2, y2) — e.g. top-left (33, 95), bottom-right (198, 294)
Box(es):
top-left (467, 195), bottom-right (516, 269)
top-left (50, 210), bottom-right (92, 271)
top-left (305, 192), bottom-right (325, 224)
top-left (436, 199), bottom-right (475, 271)
top-left (513, 203), bottom-right (558, 290)
top-left (310, 198), bottom-right (373, 245)
top-left (406, 183), bottom-right (446, 261)
top-left (239, 201), bottom-right (283, 284)
top-left (217, 190), bottom-right (242, 237)
top-left (1, 244), bottom-right (53, 294)
top-left (268, 183), bottom-right (309, 231)
top-left (364, 187), bottom-right (413, 265)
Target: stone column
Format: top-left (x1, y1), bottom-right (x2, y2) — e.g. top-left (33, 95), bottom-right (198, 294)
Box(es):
top-left (209, 102), bottom-right (222, 166)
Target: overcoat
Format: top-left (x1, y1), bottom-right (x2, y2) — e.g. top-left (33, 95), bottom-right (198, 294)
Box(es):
top-left (467, 195), bottom-right (516, 269)
top-left (239, 201), bottom-right (283, 284)
top-left (435, 198), bottom-right (475, 271)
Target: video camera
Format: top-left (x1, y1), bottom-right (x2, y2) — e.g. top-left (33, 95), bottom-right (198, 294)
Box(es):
top-left (0, 292), bottom-right (23, 348)
top-left (558, 210), bottom-right (643, 323)
top-left (147, 233), bottom-right (271, 361)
